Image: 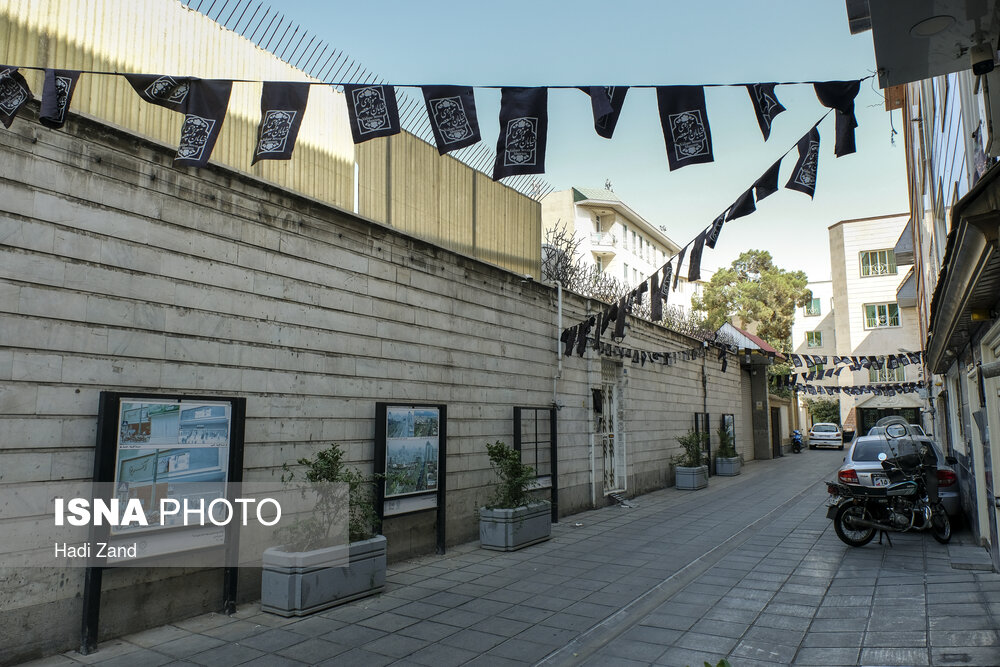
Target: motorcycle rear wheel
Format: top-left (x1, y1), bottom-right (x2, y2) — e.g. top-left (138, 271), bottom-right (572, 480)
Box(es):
top-left (834, 503), bottom-right (876, 547)
top-left (931, 505), bottom-right (952, 544)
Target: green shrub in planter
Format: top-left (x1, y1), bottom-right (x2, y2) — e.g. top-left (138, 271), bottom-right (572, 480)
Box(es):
top-left (261, 444), bottom-right (385, 617)
top-left (479, 441), bottom-right (551, 551)
top-left (714, 425), bottom-right (741, 476)
top-left (673, 429), bottom-right (708, 490)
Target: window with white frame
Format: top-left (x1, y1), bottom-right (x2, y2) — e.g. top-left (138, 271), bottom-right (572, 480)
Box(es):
top-left (806, 331), bottom-right (823, 347)
top-left (860, 249), bottom-right (897, 277)
top-left (869, 366), bottom-right (905, 382)
top-left (864, 302), bottom-right (900, 328)
top-left (804, 298), bottom-right (821, 316)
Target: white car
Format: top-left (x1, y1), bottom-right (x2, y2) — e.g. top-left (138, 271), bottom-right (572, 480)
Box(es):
top-left (809, 422), bottom-right (843, 450)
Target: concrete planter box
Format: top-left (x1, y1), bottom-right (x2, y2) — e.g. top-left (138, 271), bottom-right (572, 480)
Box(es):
top-left (715, 457), bottom-right (741, 476)
top-left (675, 465), bottom-right (708, 490)
top-left (261, 535), bottom-right (386, 617)
top-left (479, 502), bottom-right (551, 551)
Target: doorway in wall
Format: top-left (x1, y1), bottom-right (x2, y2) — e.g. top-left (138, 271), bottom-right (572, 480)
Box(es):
top-left (600, 360), bottom-right (625, 494)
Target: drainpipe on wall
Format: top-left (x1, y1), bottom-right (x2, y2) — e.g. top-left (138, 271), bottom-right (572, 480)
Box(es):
top-left (553, 281), bottom-right (562, 407)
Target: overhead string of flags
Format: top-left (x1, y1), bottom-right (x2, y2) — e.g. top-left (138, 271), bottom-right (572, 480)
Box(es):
top-left (0, 65), bottom-right (865, 176)
top-left (0, 64), bottom-right (870, 352)
top-left (559, 77), bottom-right (871, 352)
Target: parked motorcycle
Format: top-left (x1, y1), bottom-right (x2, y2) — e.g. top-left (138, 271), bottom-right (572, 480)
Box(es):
top-left (826, 417), bottom-right (951, 546)
top-left (791, 430), bottom-right (804, 453)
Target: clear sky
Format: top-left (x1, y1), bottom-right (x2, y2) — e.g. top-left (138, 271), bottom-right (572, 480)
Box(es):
top-left (256, 0), bottom-right (908, 282)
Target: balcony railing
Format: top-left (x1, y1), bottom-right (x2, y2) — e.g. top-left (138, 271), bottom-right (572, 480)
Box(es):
top-left (590, 233), bottom-right (618, 255)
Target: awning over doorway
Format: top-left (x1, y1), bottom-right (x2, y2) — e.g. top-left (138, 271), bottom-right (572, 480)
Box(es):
top-left (926, 162), bottom-right (1000, 374)
top-left (893, 216), bottom-right (914, 265)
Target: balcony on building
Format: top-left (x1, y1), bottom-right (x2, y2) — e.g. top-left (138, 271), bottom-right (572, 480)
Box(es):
top-left (590, 231), bottom-right (618, 257)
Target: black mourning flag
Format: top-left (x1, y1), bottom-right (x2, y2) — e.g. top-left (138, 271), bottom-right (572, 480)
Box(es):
top-left (344, 84), bottom-right (401, 143)
top-left (672, 245), bottom-right (687, 291)
top-left (786, 126), bottom-right (820, 198)
top-left (656, 86), bottom-right (714, 171)
top-left (688, 231), bottom-right (707, 282)
top-left (561, 326), bottom-right (577, 356)
top-left (792, 354), bottom-right (803, 368)
top-left (754, 159), bottom-right (781, 201)
top-left (887, 354), bottom-right (900, 370)
top-left (40, 69), bottom-right (80, 129)
top-left (125, 74), bottom-right (192, 111)
top-left (613, 295), bottom-right (627, 340)
top-left (252, 81), bottom-right (310, 164)
top-left (746, 83), bottom-right (786, 140)
top-left (705, 213), bottom-right (725, 249)
top-left (814, 80), bottom-right (861, 157)
top-left (126, 75), bottom-right (231, 166)
top-left (0, 66), bottom-right (33, 129)
top-left (650, 273), bottom-right (662, 322)
top-left (584, 86), bottom-right (628, 139)
top-left (899, 354), bottom-right (911, 366)
top-left (493, 87), bottom-right (548, 180)
top-left (422, 85), bottom-right (481, 155)
top-left (175, 79), bottom-right (233, 167)
top-left (661, 263), bottom-right (673, 305)
top-left (726, 188), bottom-right (756, 222)
top-left (576, 317), bottom-right (594, 356)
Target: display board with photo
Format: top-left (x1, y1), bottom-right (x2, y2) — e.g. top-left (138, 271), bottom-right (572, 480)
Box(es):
top-left (112, 399), bottom-right (232, 535)
top-left (384, 407), bottom-right (440, 498)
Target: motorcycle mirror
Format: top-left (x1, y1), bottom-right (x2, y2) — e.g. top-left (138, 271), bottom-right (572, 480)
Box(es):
top-left (877, 452), bottom-right (887, 461)
top-left (886, 425), bottom-right (906, 438)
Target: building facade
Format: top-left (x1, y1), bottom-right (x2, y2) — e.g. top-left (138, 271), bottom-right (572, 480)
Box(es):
top-left (541, 187), bottom-right (704, 314)
top-left (852, 1), bottom-right (1000, 567)
top-left (791, 215), bottom-right (923, 434)
top-left (829, 215), bottom-right (923, 433)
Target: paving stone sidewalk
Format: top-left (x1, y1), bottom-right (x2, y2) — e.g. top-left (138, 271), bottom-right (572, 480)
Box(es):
top-left (21, 449), bottom-right (1000, 667)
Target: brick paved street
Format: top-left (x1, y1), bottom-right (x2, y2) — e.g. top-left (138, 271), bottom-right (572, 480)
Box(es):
top-left (23, 449), bottom-right (1000, 667)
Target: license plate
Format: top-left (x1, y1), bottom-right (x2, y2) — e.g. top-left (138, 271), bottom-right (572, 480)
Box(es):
top-left (872, 475), bottom-right (889, 487)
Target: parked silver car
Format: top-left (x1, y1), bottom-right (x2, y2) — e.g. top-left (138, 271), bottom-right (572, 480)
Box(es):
top-left (836, 434), bottom-right (960, 516)
top-left (808, 422), bottom-right (843, 449)
top-left (868, 424), bottom-right (926, 436)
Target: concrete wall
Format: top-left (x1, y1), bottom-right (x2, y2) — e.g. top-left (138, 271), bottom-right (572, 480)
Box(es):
top-left (0, 109), bottom-right (750, 662)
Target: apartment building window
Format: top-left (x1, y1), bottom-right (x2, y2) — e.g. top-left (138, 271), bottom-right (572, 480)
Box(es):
top-left (869, 366), bottom-right (905, 382)
top-left (806, 331), bottom-right (823, 347)
top-left (622, 224), bottom-right (628, 249)
top-left (624, 263), bottom-right (629, 282)
top-left (631, 231), bottom-right (637, 253)
top-left (864, 302), bottom-right (900, 328)
top-left (595, 256), bottom-right (604, 272)
top-left (804, 298), bottom-right (821, 316)
top-left (809, 363), bottom-right (825, 376)
top-left (860, 249), bottom-right (897, 277)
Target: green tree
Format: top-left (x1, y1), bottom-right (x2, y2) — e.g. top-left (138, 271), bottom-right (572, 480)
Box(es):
top-left (692, 250), bottom-right (811, 353)
top-left (805, 398), bottom-right (841, 426)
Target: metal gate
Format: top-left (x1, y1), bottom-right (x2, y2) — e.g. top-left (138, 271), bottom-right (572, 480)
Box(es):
top-left (600, 360), bottom-right (625, 494)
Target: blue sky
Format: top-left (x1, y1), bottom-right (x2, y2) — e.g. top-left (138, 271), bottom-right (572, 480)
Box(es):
top-left (271, 0), bottom-right (908, 281)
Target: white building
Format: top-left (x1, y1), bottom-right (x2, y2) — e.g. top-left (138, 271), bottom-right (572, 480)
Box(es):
top-left (792, 214), bottom-right (923, 433)
top-left (541, 187), bottom-right (705, 314)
